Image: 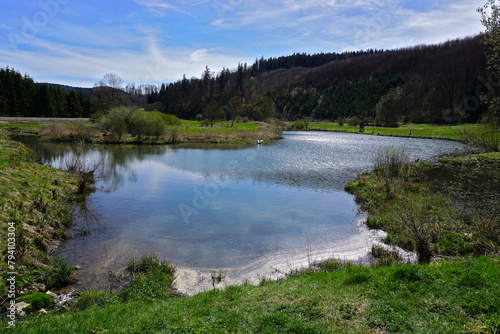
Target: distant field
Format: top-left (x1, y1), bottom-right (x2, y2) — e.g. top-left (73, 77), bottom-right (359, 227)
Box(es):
top-left (306, 122), bottom-right (480, 140)
top-left (171, 120), bottom-right (260, 133)
top-left (0, 117), bottom-right (90, 130)
top-left (0, 117), bottom-right (89, 123)
top-left (0, 117), bottom-right (278, 144)
top-left (0, 117), bottom-right (482, 142)
top-left (306, 122), bottom-right (481, 140)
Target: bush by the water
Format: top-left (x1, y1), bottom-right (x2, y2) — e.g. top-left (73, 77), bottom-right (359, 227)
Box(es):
top-left (98, 107), bottom-right (181, 140)
top-left (457, 124), bottom-right (500, 152)
top-left (348, 149), bottom-right (499, 264)
top-left (123, 253), bottom-right (176, 301)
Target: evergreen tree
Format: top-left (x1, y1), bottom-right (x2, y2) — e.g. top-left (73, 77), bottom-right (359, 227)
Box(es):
top-left (67, 90), bottom-right (83, 117)
top-left (54, 87), bottom-right (68, 117)
top-left (35, 84), bottom-right (56, 117)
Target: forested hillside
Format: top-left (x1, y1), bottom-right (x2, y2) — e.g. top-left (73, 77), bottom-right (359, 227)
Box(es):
top-left (0, 35), bottom-right (489, 125)
top-left (148, 35), bottom-right (488, 125)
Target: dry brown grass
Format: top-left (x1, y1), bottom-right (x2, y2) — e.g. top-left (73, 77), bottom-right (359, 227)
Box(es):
top-left (39, 124), bottom-right (70, 139)
top-left (39, 124), bottom-right (98, 142)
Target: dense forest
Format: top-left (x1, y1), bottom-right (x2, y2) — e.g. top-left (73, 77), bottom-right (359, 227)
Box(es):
top-left (0, 35), bottom-right (490, 125)
top-left (147, 35), bottom-right (489, 125)
top-left (0, 68), bottom-right (92, 118)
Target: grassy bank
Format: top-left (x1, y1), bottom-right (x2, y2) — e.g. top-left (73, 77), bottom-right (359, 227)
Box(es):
top-left (345, 149), bottom-right (500, 263)
top-left (2, 255), bottom-right (499, 333)
top-left (305, 122), bottom-right (482, 141)
top-left (0, 118), bottom-right (283, 145)
top-left (2, 117), bottom-right (495, 144)
top-left (0, 128), bottom-right (79, 298)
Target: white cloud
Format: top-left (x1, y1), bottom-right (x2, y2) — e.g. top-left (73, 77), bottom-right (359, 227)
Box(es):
top-left (0, 35), bottom-right (250, 87)
top-left (207, 0), bottom-right (483, 52)
top-left (190, 49), bottom-right (208, 62)
top-left (0, 24), bottom-right (13, 31)
top-left (133, 0), bottom-right (177, 11)
top-left (133, 0), bottom-right (192, 17)
top-left (0, 0), bottom-right (485, 87)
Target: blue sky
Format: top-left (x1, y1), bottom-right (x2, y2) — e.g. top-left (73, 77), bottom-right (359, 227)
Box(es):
top-left (0, 0), bottom-right (485, 87)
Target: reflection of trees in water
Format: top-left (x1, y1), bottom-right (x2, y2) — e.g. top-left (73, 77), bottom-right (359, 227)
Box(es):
top-left (32, 142), bottom-right (169, 193)
top-left (70, 198), bottom-right (103, 239)
top-left (99, 145), bottom-right (168, 192)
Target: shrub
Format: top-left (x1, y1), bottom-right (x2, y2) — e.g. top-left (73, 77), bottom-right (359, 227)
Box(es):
top-left (162, 113), bottom-right (181, 125)
top-left (195, 113), bottom-right (203, 125)
top-left (73, 290), bottom-right (120, 311)
top-left (38, 124), bottom-right (69, 140)
top-left (45, 257), bottom-right (75, 289)
top-left (337, 117), bottom-right (344, 126)
top-left (127, 253), bottom-right (174, 276)
top-left (98, 107), bottom-right (135, 139)
top-left (386, 193), bottom-right (452, 264)
top-left (371, 245), bottom-right (401, 266)
top-left (98, 108), bottom-right (130, 140)
top-left (235, 116), bottom-right (250, 123)
top-left (302, 117), bottom-right (310, 130)
top-left (347, 116), bottom-right (360, 126)
top-left (128, 111), bottom-right (166, 140)
top-left (374, 148), bottom-right (411, 180)
top-left (292, 119), bottom-right (305, 130)
top-left (123, 253), bottom-right (176, 301)
top-left (98, 108), bottom-right (171, 140)
top-left (456, 124), bottom-right (500, 152)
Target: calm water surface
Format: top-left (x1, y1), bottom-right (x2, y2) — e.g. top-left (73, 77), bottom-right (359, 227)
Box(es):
top-left (39, 131), bottom-right (464, 289)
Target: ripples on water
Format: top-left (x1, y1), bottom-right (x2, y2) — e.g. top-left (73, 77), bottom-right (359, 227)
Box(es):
top-left (33, 131), bottom-right (465, 290)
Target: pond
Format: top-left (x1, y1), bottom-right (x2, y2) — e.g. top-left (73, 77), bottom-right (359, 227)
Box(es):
top-left (34, 131), bottom-right (465, 294)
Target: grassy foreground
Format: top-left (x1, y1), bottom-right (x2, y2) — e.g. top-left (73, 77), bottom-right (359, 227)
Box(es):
top-left (2, 256), bottom-right (499, 333)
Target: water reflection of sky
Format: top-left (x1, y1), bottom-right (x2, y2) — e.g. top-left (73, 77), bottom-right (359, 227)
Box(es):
top-left (40, 132), bottom-right (465, 287)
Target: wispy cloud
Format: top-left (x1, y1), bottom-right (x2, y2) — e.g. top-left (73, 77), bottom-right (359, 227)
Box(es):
top-left (0, 34), bottom-right (250, 87)
top-left (133, 0), bottom-right (176, 11)
top-left (0, 24), bottom-right (13, 31)
top-left (0, 0), bottom-right (485, 87)
top-left (133, 0), bottom-right (191, 16)
top-left (207, 0), bottom-right (482, 52)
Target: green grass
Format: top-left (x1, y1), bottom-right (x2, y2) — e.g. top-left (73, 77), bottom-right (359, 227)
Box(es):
top-left (0, 129), bottom-right (79, 296)
top-left (0, 124), bottom-right (41, 129)
top-left (1, 125), bottom-right (499, 332)
top-left (25, 118), bottom-right (276, 144)
top-left (2, 256), bottom-right (499, 333)
top-left (16, 292), bottom-right (53, 313)
top-left (306, 122), bottom-right (482, 140)
top-left (171, 120), bottom-right (260, 132)
top-left (346, 152), bottom-right (499, 261)
top-left (440, 151), bottom-right (500, 165)
top-left (170, 125), bottom-right (259, 134)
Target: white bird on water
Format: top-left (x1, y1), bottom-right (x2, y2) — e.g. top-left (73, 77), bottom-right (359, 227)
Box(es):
top-left (257, 140), bottom-right (263, 144)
